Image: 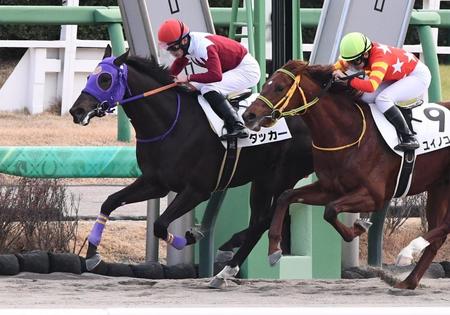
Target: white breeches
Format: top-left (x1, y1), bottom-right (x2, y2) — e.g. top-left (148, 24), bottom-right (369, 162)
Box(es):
top-left (190, 53), bottom-right (261, 96)
top-left (360, 61), bottom-right (431, 113)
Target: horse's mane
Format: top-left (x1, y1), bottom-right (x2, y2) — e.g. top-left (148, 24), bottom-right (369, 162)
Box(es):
top-left (126, 55), bottom-right (174, 85)
top-left (284, 60), bottom-right (362, 101)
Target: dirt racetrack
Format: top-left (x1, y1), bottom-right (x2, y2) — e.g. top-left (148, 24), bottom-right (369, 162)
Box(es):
top-left (1, 272), bottom-right (450, 308)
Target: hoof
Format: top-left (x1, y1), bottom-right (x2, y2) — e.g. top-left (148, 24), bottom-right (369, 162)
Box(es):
top-left (209, 265), bottom-right (239, 289)
top-left (185, 227), bottom-right (205, 245)
top-left (354, 218), bottom-right (373, 232)
top-left (209, 276), bottom-right (227, 289)
top-left (268, 250), bottom-right (283, 266)
top-left (85, 253), bottom-right (102, 271)
top-left (393, 281), bottom-right (416, 290)
top-left (215, 250), bottom-right (234, 263)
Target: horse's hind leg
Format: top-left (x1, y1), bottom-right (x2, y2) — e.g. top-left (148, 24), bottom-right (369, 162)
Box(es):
top-left (396, 182), bottom-right (450, 290)
top-left (216, 180), bottom-right (273, 262)
top-left (85, 176), bottom-right (167, 270)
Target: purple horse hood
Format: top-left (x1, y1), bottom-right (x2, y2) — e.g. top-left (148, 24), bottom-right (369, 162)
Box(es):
top-left (82, 56), bottom-right (129, 108)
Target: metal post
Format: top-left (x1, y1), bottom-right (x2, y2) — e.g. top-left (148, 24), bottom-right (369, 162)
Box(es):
top-left (367, 202), bottom-right (389, 267)
top-left (198, 191), bottom-right (227, 277)
top-left (228, 0), bottom-right (239, 40)
top-left (107, 22), bottom-right (131, 142)
top-left (254, 0), bottom-right (266, 90)
top-left (418, 25), bottom-right (442, 102)
top-left (341, 213), bottom-right (359, 268)
top-left (292, 0), bottom-right (303, 60)
top-left (166, 192), bottom-right (194, 266)
top-left (145, 199), bottom-right (160, 262)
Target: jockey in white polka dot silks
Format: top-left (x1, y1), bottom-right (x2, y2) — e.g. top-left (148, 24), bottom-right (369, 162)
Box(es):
top-left (333, 32), bottom-right (432, 151)
top-left (158, 19), bottom-right (261, 140)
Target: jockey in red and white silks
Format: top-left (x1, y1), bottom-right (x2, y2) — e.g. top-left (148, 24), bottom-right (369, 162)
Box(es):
top-left (158, 19), bottom-right (261, 140)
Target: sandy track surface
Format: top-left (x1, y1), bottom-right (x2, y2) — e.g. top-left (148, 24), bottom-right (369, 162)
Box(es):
top-left (1, 272), bottom-right (450, 308)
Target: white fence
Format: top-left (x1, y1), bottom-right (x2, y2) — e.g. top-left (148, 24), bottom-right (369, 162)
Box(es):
top-left (0, 0), bottom-right (449, 115)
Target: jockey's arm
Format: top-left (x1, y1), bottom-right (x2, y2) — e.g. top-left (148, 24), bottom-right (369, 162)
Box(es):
top-left (349, 61), bottom-right (388, 93)
top-left (170, 57), bottom-right (189, 76)
top-left (188, 46), bottom-right (223, 83)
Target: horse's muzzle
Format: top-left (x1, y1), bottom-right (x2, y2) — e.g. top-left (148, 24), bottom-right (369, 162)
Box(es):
top-left (69, 107), bottom-right (97, 126)
top-left (242, 111), bottom-right (261, 131)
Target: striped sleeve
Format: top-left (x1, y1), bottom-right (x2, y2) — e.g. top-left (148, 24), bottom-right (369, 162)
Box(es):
top-left (333, 59), bottom-right (347, 71)
top-left (350, 61), bottom-right (388, 92)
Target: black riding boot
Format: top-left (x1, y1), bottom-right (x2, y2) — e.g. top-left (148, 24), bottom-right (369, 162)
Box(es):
top-left (383, 106), bottom-right (419, 151)
top-left (203, 91), bottom-right (249, 140)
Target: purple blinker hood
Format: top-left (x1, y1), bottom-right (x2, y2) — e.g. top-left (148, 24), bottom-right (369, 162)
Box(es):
top-left (82, 56), bottom-right (129, 111)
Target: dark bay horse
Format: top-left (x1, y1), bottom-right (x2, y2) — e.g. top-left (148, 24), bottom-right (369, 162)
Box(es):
top-left (69, 46), bottom-right (313, 284)
top-left (243, 60), bottom-right (450, 289)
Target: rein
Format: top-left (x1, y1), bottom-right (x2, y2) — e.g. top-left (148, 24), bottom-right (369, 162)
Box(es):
top-left (259, 67), bottom-right (367, 151)
top-left (312, 103), bottom-right (367, 151)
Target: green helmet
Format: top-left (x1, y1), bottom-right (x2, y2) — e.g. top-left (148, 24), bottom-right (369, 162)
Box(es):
top-left (339, 32), bottom-right (372, 61)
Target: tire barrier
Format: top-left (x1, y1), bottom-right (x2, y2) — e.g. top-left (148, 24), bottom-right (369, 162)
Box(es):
top-left (0, 250), bottom-right (202, 279)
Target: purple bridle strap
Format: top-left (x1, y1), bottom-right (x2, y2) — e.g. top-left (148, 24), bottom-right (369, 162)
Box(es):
top-left (136, 93), bottom-right (181, 143)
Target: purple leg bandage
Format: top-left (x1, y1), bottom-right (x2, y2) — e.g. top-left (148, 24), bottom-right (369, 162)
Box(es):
top-left (170, 235), bottom-right (187, 250)
top-left (88, 213), bottom-right (109, 247)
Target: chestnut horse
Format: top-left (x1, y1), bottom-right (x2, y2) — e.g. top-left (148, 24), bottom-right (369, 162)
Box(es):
top-left (242, 60), bottom-right (450, 289)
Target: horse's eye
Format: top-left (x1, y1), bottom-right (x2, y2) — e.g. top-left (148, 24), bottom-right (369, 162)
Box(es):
top-left (98, 73), bottom-right (112, 91)
top-left (275, 85), bottom-right (284, 92)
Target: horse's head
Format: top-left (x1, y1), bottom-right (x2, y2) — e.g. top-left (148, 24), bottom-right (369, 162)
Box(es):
top-left (243, 60), bottom-right (334, 131)
top-left (70, 45), bottom-right (130, 125)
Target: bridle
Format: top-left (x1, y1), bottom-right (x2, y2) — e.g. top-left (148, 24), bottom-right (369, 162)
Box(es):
top-left (256, 68), bottom-right (332, 120)
top-left (256, 68), bottom-right (367, 151)
top-left (81, 57), bottom-right (181, 143)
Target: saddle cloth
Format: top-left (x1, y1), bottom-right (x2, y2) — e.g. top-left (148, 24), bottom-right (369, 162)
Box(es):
top-left (198, 93), bottom-right (292, 148)
top-left (369, 102), bottom-right (450, 156)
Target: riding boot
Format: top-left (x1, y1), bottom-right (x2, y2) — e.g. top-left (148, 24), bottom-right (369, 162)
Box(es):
top-left (383, 105), bottom-right (419, 151)
top-left (203, 91), bottom-right (249, 140)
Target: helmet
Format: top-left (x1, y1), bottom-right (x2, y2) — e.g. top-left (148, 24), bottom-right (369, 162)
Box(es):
top-left (158, 19), bottom-right (190, 50)
top-left (339, 32), bottom-right (372, 61)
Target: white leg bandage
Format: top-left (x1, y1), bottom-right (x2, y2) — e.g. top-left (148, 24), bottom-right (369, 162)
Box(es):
top-left (396, 236), bottom-right (430, 266)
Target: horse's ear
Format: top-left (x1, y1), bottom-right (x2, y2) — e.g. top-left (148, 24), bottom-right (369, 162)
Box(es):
top-left (113, 49), bottom-right (130, 66)
top-left (103, 45), bottom-right (112, 59)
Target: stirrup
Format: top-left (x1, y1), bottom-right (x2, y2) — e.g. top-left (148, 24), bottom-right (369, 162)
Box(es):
top-left (219, 130), bottom-right (248, 141)
top-left (394, 139), bottom-right (419, 151)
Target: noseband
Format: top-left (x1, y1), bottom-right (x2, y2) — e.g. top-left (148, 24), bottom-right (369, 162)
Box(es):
top-left (256, 68), bottom-right (330, 120)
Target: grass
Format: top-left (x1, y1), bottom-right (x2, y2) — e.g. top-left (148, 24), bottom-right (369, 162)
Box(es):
top-left (439, 64), bottom-right (450, 100)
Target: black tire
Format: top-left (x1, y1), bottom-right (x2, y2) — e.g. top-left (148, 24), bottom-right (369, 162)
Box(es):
top-left (49, 253), bottom-right (82, 274)
top-left (162, 263), bottom-right (197, 279)
top-left (0, 254), bottom-right (20, 275)
top-left (107, 263), bottom-right (135, 277)
top-left (131, 262), bottom-right (164, 279)
top-left (15, 251), bottom-right (50, 274)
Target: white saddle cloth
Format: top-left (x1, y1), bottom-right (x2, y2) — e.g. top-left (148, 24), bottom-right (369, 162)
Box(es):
top-left (369, 102), bottom-right (450, 156)
top-left (198, 93), bottom-right (292, 148)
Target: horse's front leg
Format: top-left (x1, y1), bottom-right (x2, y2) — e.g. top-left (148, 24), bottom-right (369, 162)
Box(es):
top-left (85, 176), bottom-right (168, 271)
top-left (153, 185), bottom-right (210, 250)
top-left (395, 183), bottom-right (449, 289)
top-left (268, 181), bottom-right (334, 265)
top-left (322, 186), bottom-right (376, 243)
